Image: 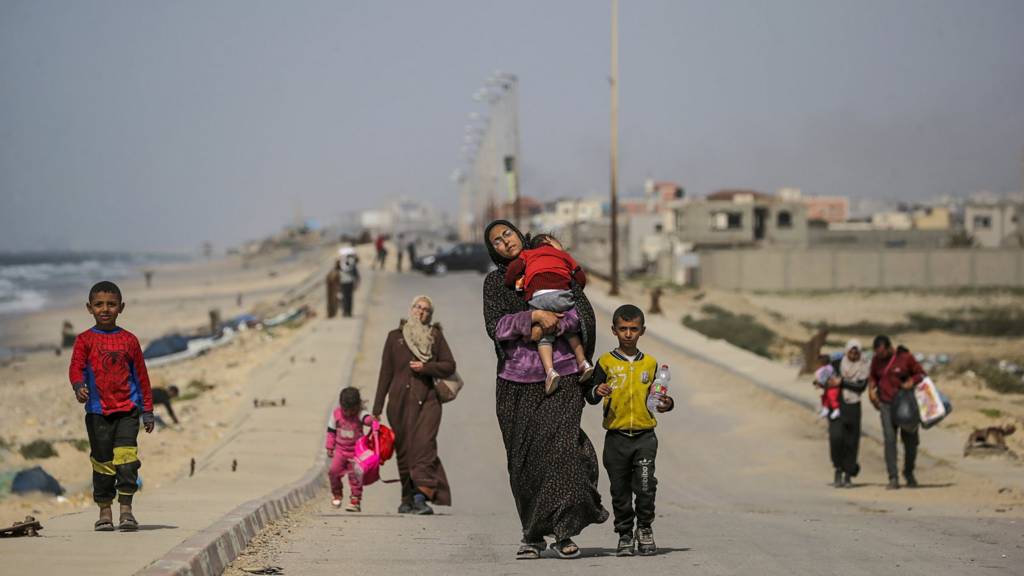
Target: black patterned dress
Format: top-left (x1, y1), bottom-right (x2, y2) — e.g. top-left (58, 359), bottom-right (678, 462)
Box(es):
top-left (483, 251), bottom-right (608, 543)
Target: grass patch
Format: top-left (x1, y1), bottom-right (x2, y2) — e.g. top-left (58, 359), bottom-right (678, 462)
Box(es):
top-left (979, 408), bottom-right (1004, 419)
top-left (754, 286), bottom-right (1024, 297)
top-left (821, 306), bottom-right (1024, 338)
top-left (0, 437), bottom-right (11, 451)
top-left (972, 364), bottom-right (1024, 395)
top-left (68, 438), bottom-right (90, 452)
top-left (19, 439), bottom-right (58, 460)
top-left (684, 304), bottom-right (779, 358)
top-left (178, 378), bottom-right (215, 401)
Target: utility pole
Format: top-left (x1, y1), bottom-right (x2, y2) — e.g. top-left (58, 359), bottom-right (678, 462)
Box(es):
top-left (609, 0), bottom-right (620, 295)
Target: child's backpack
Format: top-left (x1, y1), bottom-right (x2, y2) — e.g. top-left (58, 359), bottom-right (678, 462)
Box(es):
top-left (353, 422), bottom-right (382, 486)
top-left (352, 422), bottom-right (396, 486)
top-left (374, 424), bottom-right (395, 462)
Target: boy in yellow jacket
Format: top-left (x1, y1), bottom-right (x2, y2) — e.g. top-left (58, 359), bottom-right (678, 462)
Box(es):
top-left (585, 304), bottom-right (674, 556)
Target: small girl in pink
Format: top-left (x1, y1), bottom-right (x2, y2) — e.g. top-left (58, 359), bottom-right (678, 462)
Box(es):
top-left (325, 387), bottom-right (377, 511)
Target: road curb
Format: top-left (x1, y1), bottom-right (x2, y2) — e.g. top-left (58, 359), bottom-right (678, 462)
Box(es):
top-left (136, 461), bottom-right (328, 576)
top-left (135, 270), bottom-right (374, 576)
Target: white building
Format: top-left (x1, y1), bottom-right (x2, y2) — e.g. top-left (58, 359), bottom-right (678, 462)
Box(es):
top-left (965, 201), bottom-right (1023, 248)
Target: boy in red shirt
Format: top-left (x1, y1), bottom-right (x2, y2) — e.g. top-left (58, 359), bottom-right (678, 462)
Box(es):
top-left (504, 234), bottom-right (594, 394)
top-left (69, 281), bottom-right (154, 531)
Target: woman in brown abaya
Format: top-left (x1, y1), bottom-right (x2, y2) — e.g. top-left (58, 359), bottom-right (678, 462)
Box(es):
top-left (372, 295), bottom-right (455, 514)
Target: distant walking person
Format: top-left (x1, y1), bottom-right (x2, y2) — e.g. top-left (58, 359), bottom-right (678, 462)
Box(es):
top-left (396, 234), bottom-right (405, 273)
top-left (339, 249), bottom-right (360, 318)
top-left (374, 235), bottom-right (388, 270)
top-left (373, 295), bottom-right (455, 514)
top-left (326, 260), bottom-right (341, 319)
top-left (868, 335), bottom-right (926, 489)
top-left (828, 340), bottom-right (868, 487)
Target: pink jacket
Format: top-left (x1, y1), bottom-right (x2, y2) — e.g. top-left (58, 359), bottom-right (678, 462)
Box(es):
top-left (325, 407), bottom-right (375, 454)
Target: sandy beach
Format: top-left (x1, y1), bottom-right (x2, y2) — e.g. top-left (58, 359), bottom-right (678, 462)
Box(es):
top-left (0, 247), bottom-right (338, 523)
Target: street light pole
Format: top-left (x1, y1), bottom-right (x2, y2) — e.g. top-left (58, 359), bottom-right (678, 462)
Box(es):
top-left (609, 0), bottom-right (620, 296)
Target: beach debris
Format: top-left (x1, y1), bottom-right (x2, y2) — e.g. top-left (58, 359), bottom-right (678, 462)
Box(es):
top-left (190, 458), bottom-right (196, 477)
top-left (10, 466), bottom-right (64, 496)
top-left (964, 424), bottom-right (1018, 459)
top-left (263, 305), bottom-right (313, 329)
top-left (242, 567), bottom-right (283, 575)
top-left (232, 459), bottom-right (238, 472)
top-left (254, 398), bottom-right (287, 408)
top-left (0, 516), bottom-right (43, 538)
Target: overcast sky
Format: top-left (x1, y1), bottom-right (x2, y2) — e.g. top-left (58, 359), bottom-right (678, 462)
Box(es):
top-left (2, 0), bottom-right (1022, 252)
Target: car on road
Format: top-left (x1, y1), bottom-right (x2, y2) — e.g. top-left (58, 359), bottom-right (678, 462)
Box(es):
top-left (413, 242), bottom-right (494, 275)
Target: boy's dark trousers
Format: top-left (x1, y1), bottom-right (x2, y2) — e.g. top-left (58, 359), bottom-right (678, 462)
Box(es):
top-left (603, 429), bottom-right (658, 535)
top-left (85, 408), bottom-right (141, 505)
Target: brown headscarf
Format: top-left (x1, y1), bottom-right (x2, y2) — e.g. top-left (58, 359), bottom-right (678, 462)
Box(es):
top-left (402, 295), bottom-right (435, 362)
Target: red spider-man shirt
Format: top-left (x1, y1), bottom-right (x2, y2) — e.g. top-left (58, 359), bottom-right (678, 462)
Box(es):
top-left (69, 327), bottom-right (153, 415)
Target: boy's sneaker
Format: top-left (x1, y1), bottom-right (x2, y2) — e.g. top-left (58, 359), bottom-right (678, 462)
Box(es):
top-left (345, 497), bottom-right (361, 512)
top-left (829, 408), bottom-right (841, 420)
top-left (817, 407), bottom-right (830, 419)
top-left (545, 370), bottom-right (561, 396)
top-left (636, 527), bottom-right (657, 556)
top-left (331, 498), bottom-right (343, 508)
top-left (579, 361), bottom-right (595, 383)
top-left (616, 532), bottom-right (635, 557)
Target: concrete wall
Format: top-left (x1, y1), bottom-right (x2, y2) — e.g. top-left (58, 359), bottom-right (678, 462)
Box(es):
top-left (699, 248), bottom-right (1024, 291)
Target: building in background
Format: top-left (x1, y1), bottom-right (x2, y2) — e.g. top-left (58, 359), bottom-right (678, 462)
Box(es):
top-left (671, 189), bottom-right (809, 248)
top-left (911, 206), bottom-right (952, 230)
top-left (803, 194), bottom-right (849, 224)
top-left (965, 200), bottom-right (1023, 248)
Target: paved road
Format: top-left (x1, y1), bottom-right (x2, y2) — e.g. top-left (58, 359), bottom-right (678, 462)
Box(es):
top-left (230, 271), bottom-right (1021, 575)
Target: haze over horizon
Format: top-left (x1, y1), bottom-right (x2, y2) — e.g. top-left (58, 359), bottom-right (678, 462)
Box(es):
top-left (2, 0), bottom-right (1022, 252)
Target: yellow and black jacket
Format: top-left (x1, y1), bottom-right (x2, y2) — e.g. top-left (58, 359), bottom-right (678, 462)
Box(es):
top-left (585, 349), bottom-right (669, 432)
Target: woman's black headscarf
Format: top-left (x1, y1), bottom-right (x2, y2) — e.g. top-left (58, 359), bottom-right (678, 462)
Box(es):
top-left (481, 219), bottom-right (596, 364)
top-left (483, 219), bottom-right (527, 268)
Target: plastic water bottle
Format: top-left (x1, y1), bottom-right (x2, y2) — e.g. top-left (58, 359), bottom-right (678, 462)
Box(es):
top-left (647, 364), bottom-right (670, 413)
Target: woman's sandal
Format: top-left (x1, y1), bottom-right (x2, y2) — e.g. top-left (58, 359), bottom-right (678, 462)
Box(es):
top-left (516, 542), bottom-right (544, 560)
top-left (551, 539), bottom-right (581, 559)
top-left (118, 513), bottom-right (139, 532)
top-left (94, 519), bottom-right (115, 532)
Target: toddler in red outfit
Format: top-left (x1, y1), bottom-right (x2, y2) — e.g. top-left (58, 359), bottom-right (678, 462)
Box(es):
top-left (504, 234), bottom-right (594, 394)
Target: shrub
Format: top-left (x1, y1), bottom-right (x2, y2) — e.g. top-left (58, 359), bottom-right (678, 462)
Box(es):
top-left (684, 305), bottom-right (778, 358)
top-left (19, 439), bottom-right (58, 459)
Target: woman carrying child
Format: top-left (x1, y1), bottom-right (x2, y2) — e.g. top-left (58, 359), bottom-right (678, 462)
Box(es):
top-left (829, 340), bottom-right (868, 487)
top-left (482, 219), bottom-right (608, 559)
top-left (373, 295), bottom-right (456, 515)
